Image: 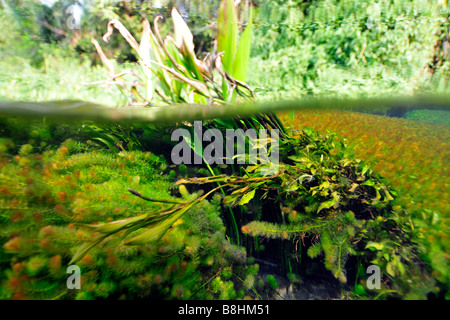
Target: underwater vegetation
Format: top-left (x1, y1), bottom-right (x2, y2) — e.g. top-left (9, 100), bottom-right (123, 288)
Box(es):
top-left (0, 129), bottom-right (261, 300)
top-left (0, 112), bottom-right (448, 300)
top-left (0, 0), bottom-right (449, 301)
top-left (279, 110), bottom-right (449, 215)
top-left (404, 109), bottom-right (450, 126)
top-left (279, 109), bottom-right (449, 296)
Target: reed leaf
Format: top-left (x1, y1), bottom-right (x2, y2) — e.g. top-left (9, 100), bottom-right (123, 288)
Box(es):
top-left (140, 19), bottom-right (154, 101)
top-left (231, 6), bottom-right (253, 82)
top-left (217, 0), bottom-right (238, 74)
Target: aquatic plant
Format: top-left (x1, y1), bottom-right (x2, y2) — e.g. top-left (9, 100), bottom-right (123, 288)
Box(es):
top-left (280, 110), bottom-right (449, 216)
top-left (64, 125), bottom-right (444, 298)
top-left (249, 0), bottom-right (449, 100)
top-left (91, 0), bottom-right (253, 106)
top-left (0, 134), bottom-right (258, 300)
top-left (280, 110), bottom-right (449, 296)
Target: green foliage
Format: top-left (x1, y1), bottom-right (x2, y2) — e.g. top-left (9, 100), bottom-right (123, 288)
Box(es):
top-left (91, 1), bottom-right (254, 106)
top-left (178, 128), bottom-right (443, 298)
top-left (264, 275), bottom-right (278, 290)
top-left (0, 133), bottom-right (257, 300)
top-left (249, 0), bottom-right (449, 100)
top-left (281, 109), bottom-right (449, 297)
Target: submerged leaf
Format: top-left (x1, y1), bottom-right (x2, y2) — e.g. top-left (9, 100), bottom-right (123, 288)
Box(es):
top-left (361, 179), bottom-right (376, 187)
top-left (365, 242), bottom-right (384, 251)
top-left (103, 19), bottom-right (141, 55)
top-left (239, 189), bottom-right (256, 205)
top-left (348, 183), bottom-right (359, 192)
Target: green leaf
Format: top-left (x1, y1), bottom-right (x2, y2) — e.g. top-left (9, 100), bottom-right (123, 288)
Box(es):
top-left (239, 189), bottom-right (256, 205)
top-left (139, 19), bottom-right (154, 101)
top-left (222, 193), bottom-right (239, 205)
top-left (2, 95), bottom-right (450, 125)
top-left (307, 244), bottom-right (322, 259)
top-left (365, 241), bottom-right (384, 251)
top-left (217, 0), bottom-right (238, 74)
top-left (86, 215), bottom-right (149, 234)
top-left (319, 180), bottom-right (330, 190)
top-left (231, 6), bottom-right (253, 81)
top-left (361, 179), bottom-right (376, 186)
top-left (124, 216), bottom-right (176, 245)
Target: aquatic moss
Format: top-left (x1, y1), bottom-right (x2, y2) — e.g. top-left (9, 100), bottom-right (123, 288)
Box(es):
top-left (0, 141), bottom-right (256, 300)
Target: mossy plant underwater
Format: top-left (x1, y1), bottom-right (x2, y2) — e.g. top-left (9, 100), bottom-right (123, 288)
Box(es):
top-left (1, 116), bottom-right (447, 300)
top-left (0, 0), bottom-right (449, 300)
